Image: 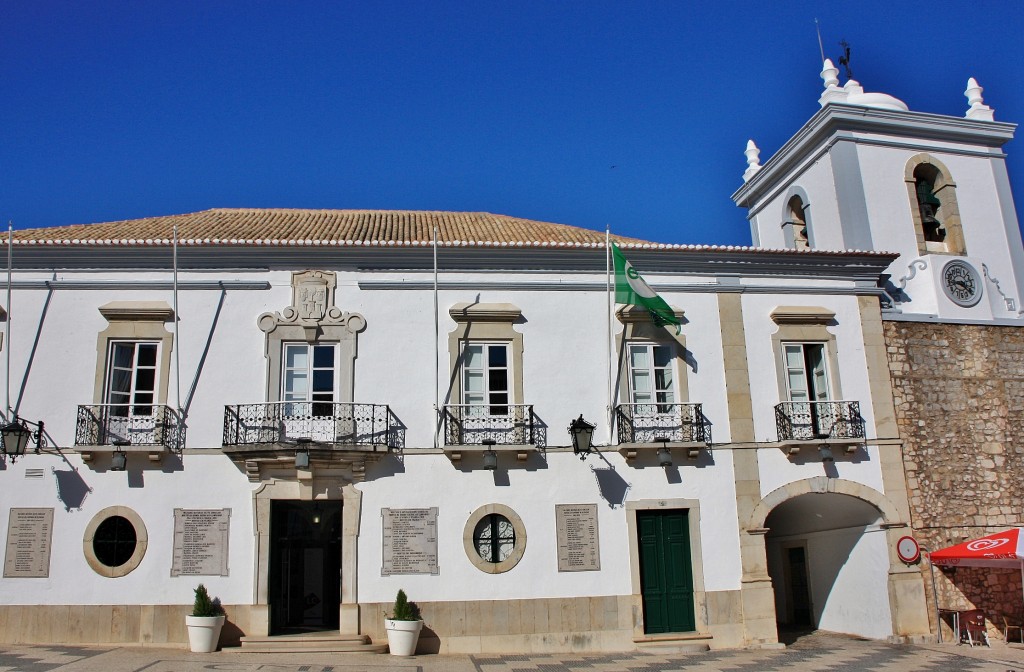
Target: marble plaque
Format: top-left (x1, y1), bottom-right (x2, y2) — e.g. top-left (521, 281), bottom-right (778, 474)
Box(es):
top-left (556, 503), bottom-right (600, 572)
top-left (171, 508), bottom-right (230, 577)
top-left (381, 507), bottom-right (439, 575)
top-left (4, 508), bottom-right (53, 578)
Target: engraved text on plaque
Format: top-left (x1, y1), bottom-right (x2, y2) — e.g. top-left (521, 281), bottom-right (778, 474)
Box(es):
top-left (4, 508), bottom-right (53, 578)
top-left (556, 503), bottom-right (600, 572)
top-left (171, 508), bottom-right (231, 576)
top-left (381, 507), bottom-right (439, 575)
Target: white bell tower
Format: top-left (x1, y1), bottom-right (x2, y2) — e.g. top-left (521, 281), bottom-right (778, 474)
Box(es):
top-left (732, 61), bottom-right (1024, 322)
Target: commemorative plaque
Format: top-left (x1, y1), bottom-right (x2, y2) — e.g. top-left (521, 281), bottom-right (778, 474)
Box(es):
top-left (171, 508), bottom-right (231, 576)
top-left (3, 508), bottom-right (53, 578)
top-left (381, 507), bottom-right (439, 575)
top-left (556, 503), bottom-right (600, 572)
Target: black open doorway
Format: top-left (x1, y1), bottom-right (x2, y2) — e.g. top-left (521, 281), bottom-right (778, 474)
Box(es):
top-left (269, 500), bottom-right (342, 634)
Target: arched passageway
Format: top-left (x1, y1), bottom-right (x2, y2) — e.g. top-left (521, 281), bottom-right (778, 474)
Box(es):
top-left (764, 492), bottom-right (892, 640)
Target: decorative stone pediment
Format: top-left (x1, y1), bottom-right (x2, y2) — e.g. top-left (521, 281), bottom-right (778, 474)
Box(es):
top-left (770, 306), bottom-right (836, 325)
top-left (258, 271), bottom-right (365, 342)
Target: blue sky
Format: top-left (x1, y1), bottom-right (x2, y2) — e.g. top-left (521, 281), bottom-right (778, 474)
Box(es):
top-left (2, 1), bottom-right (1021, 246)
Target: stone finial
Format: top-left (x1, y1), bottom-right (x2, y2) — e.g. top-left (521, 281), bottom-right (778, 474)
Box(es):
top-left (842, 78), bottom-right (864, 95)
top-left (821, 59), bottom-right (839, 89)
top-left (743, 139), bottom-right (762, 182)
top-left (819, 59), bottom-right (849, 107)
top-left (965, 77), bottom-right (995, 121)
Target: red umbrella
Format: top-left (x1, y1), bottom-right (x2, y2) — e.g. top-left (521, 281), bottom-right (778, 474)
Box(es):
top-left (929, 528), bottom-right (1024, 643)
top-left (930, 528), bottom-right (1024, 569)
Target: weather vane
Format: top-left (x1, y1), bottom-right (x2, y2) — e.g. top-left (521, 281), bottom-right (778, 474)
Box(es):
top-left (838, 39), bottom-right (853, 80)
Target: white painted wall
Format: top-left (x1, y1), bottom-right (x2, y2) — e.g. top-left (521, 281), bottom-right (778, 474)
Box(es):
top-left (0, 260), bottom-right (894, 638)
top-left (767, 527), bottom-right (893, 640)
top-left (749, 156), bottom-right (843, 251)
top-left (0, 452), bottom-right (255, 606)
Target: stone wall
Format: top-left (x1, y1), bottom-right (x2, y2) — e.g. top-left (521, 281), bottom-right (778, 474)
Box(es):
top-left (884, 320), bottom-right (1024, 627)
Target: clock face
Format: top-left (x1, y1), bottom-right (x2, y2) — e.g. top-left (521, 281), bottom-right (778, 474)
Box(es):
top-left (942, 260), bottom-right (982, 307)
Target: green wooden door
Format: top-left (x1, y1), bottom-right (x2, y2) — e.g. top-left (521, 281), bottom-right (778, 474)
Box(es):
top-left (637, 509), bottom-right (695, 633)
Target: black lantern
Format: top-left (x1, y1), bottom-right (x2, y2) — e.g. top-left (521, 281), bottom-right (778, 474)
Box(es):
top-left (294, 437), bottom-right (312, 468)
top-left (819, 445), bottom-right (835, 463)
top-left (110, 448), bottom-right (128, 471)
top-left (482, 438), bottom-right (498, 471)
top-left (1, 416), bottom-right (44, 462)
top-left (568, 415), bottom-right (596, 460)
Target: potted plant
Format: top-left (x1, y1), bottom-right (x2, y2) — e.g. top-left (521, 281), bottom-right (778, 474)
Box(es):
top-left (185, 583), bottom-right (225, 653)
top-left (384, 589), bottom-right (423, 656)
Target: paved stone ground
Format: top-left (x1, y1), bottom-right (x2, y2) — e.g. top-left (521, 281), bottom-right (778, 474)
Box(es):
top-left (2, 632), bottom-right (1024, 672)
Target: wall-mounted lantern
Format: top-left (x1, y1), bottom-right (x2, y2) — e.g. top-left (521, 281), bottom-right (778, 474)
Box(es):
top-left (1, 416), bottom-right (44, 462)
top-left (655, 437), bottom-right (673, 467)
top-left (482, 438), bottom-right (498, 471)
top-left (568, 415), bottom-right (596, 460)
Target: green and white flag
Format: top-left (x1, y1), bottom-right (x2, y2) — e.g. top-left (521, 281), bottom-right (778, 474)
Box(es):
top-left (612, 243), bottom-right (681, 333)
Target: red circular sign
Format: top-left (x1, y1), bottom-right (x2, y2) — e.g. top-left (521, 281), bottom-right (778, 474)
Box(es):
top-left (897, 535), bottom-right (921, 563)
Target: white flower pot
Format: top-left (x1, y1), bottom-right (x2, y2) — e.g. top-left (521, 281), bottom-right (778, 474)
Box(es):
top-left (185, 615), bottom-right (225, 653)
top-left (384, 618), bottom-right (423, 656)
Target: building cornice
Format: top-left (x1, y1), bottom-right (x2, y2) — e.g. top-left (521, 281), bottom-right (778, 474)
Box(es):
top-left (732, 104), bottom-right (1017, 208)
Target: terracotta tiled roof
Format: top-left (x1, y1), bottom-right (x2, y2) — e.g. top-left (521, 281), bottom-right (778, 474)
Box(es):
top-left (12, 208), bottom-right (651, 248)
top-left (10, 208), bottom-right (896, 256)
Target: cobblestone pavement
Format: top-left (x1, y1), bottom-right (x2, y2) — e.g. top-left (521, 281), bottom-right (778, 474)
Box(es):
top-left (2, 632), bottom-right (1024, 672)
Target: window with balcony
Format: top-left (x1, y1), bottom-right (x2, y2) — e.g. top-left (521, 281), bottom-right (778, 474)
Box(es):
top-left (77, 302), bottom-right (181, 453)
top-left (283, 343), bottom-right (338, 416)
top-left (106, 341), bottom-right (160, 417)
top-left (444, 303), bottom-right (535, 447)
top-left (628, 343), bottom-right (675, 410)
top-left (226, 271), bottom-right (392, 454)
top-left (770, 306), bottom-right (863, 445)
top-left (462, 343), bottom-right (510, 416)
top-left (614, 306), bottom-right (703, 449)
top-left (783, 343), bottom-right (829, 404)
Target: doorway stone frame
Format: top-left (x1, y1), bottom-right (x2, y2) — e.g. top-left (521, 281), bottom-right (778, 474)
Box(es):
top-left (625, 498), bottom-right (708, 640)
top-left (250, 477), bottom-right (363, 637)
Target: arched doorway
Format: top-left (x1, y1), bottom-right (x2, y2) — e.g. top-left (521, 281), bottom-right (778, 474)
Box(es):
top-left (764, 492), bottom-right (892, 640)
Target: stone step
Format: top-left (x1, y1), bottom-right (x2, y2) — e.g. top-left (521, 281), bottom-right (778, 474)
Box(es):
top-left (635, 633), bottom-right (712, 654)
top-left (235, 632), bottom-right (388, 654)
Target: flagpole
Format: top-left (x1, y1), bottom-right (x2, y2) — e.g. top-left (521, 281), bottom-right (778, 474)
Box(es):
top-left (173, 224), bottom-right (182, 437)
top-left (606, 226), bottom-right (613, 445)
top-left (433, 226), bottom-right (439, 451)
top-left (5, 222), bottom-right (12, 422)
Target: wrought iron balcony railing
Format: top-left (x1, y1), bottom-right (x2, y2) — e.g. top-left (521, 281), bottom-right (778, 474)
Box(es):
top-left (222, 401), bottom-right (392, 448)
top-left (774, 400), bottom-right (865, 442)
top-left (615, 403), bottom-right (708, 444)
top-left (75, 404), bottom-right (184, 451)
top-left (443, 404), bottom-right (536, 446)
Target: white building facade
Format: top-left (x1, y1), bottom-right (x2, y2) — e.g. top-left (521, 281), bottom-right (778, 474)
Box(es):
top-left (0, 211), bottom-right (929, 651)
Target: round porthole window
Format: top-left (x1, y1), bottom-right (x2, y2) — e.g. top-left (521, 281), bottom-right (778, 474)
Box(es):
top-left (463, 504), bottom-right (526, 574)
top-left (83, 506), bottom-right (148, 577)
top-left (94, 516), bottom-right (137, 567)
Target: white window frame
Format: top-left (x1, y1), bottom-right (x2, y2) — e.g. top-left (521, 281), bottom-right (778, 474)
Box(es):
top-left (782, 342), bottom-right (831, 403)
top-left (627, 343), bottom-right (677, 411)
top-left (105, 340), bottom-right (161, 418)
top-left (281, 342), bottom-right (340, 415)
top-left (461, 341), bottom-right (512, 417)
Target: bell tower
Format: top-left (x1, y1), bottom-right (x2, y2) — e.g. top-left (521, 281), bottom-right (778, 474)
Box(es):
top-left (732, 61), bottom-right (1024, 322)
